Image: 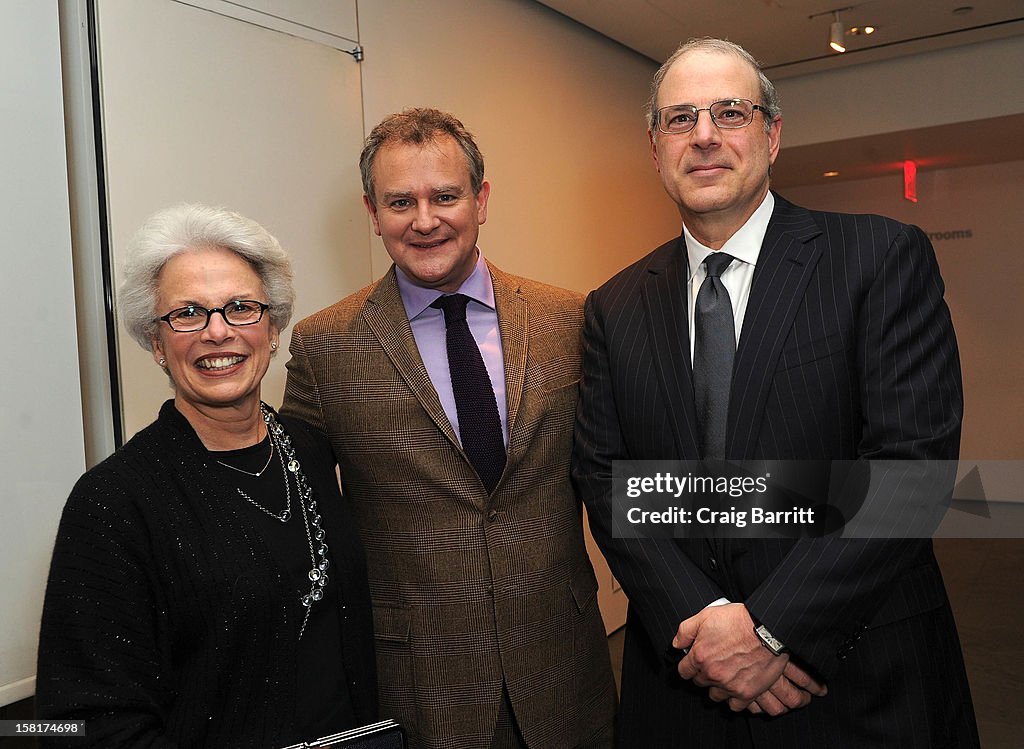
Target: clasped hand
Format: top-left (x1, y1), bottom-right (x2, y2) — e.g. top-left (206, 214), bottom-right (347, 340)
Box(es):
top-left (672, 603), bottom-right (827, 716)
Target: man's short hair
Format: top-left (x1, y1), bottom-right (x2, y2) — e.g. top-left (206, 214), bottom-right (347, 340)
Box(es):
top-left (645, 38), bottom-right (782, 134)
top-left (360, 108), bottom-right (485, 203)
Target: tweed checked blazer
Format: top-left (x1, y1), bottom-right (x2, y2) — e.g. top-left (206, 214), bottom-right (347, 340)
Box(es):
top-left (573, 194), bottom-right (978, 748)
top-left (282, 261), bottom-right (616, 749)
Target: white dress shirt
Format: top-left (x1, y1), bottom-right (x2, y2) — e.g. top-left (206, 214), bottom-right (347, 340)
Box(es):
top-left (685, 191), bottom-right (775, 362)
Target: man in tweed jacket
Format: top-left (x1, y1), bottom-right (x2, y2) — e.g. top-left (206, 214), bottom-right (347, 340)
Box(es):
top-left (282, 108), bottom-right (615, 749)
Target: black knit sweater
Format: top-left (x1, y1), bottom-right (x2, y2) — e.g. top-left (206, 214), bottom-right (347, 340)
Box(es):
top-left (36, 400), bottom-right (377, 748)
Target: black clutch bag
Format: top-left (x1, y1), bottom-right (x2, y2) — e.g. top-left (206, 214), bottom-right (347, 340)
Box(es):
top-left (278, 718), bottom-right (406, 749)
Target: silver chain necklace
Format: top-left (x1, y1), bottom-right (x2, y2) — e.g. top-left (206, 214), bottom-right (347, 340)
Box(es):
top-left (215, 438), bottom-right (274, 477)
top-left (235, 438), bottom-right (292, 523)
top-left (226, 405), bottom-right (330, 639)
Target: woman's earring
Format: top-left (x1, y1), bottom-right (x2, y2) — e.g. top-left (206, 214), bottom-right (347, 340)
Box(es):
top-left (158, 357), bottom-right (166, 366)
top-left (271, 342), bottom-right (278, 351)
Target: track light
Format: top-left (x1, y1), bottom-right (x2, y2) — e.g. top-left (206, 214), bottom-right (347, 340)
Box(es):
top-left (830, 12), bottom-right (846, 53)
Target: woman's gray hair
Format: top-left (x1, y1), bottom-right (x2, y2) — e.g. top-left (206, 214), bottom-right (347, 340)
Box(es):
top-left (119, 203), bottom-right (295, 349)
top-left (645, 37), bottom-right (782, 134)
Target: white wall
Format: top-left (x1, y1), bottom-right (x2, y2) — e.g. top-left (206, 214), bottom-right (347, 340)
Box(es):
top-left (0, 0), bottom-right (86, 705)
top-left (358, 0), bottom-right (680, 294)
top-left (782, 160), bottom-right (1024, 462)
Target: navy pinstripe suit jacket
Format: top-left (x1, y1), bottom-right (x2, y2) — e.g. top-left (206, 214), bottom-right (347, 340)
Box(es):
top-left (573, 194), bottom-right (979, 747)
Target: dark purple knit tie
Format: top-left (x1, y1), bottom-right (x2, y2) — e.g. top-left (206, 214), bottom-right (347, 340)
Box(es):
top-left (431, 294), bottom-right (506, 493)
top-left (693, 252), bottom-right (735, 460)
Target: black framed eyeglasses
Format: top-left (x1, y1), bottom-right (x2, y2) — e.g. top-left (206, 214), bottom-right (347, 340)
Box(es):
top-left (655, 98), bottom-right (771, 135)
top-left (158, 300), bottom-right (271, 332)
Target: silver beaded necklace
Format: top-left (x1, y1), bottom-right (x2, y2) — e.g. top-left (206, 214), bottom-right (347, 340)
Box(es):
top-left (222, 405), bottom-right (330, 639)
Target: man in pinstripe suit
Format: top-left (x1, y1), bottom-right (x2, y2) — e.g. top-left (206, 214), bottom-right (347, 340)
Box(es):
top-left (572, 39), bottom-right (979, 747)
top-left (283, 109), bottom-right (615, 749)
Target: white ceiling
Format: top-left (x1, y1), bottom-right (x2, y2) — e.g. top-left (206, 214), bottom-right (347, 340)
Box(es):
top-left (536, 0), bottom-right (1024, 75)
top-left (536, 0), bottom-right (1024, 186)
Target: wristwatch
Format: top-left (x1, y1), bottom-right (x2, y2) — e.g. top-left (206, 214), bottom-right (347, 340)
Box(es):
top-left (754, 623), bottom-right (787, 655)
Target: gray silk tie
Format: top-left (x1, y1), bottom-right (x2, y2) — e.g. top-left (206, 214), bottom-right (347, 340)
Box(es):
top-left (693, 252), bottom-right (736, 460)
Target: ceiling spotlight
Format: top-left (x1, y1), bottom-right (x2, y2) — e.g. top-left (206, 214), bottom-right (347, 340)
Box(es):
top-left (849, 25), bottom-right (875, 35)
top-left (830, 11), bottom-right (846, 53)
top-left (823, 170), bottom-right (840, 178)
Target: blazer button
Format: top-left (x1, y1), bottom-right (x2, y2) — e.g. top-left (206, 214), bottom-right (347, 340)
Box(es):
top-left (708, 557), bottom-right (718, 571)
top-left (488, 510), bottom-right (498, 522)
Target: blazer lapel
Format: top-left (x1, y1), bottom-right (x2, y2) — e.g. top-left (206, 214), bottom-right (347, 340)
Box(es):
top-left (363, 268), bottom-right (462, 449)
top-left (727, 195), bottom-right (824, 459)
top-left (641, 238), bottom-right (701, 458)
top-left (489, 263), bottom-right (528, 461)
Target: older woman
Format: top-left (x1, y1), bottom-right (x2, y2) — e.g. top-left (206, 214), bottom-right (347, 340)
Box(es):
top-left (36, 204), bottom-right (376, 747)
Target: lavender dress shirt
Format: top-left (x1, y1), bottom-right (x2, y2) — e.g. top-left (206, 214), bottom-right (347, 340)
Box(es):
top-left (395, 250), bottom-right (509, 448)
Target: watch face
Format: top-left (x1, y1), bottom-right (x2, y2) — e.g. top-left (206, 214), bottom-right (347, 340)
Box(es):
top-left (756, 624), bottom-right (785, 654)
